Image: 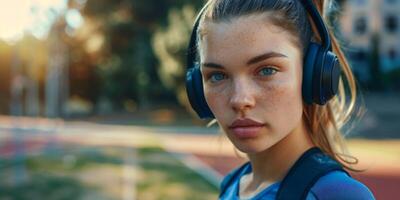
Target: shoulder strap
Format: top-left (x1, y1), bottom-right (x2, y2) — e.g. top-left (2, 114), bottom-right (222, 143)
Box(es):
top-left (219, 162), bottom-right (250, 198)
top-left (276, 147), bottom-right (348, 200)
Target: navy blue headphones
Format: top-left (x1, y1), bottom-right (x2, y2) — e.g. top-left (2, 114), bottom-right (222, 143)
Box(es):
top-left (186, 0), bottom-right (341, 119)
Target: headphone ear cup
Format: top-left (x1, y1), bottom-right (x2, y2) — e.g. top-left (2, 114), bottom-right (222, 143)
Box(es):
top-left (310, 48), bottom-right (341, 105)
top-left (185, 64), bottom-right (215, 119)
top-left (303, 42), bottom-right (341, 105)
top-left (302, 42), bottom-right (320, 105)
top-left (321, 51), bottom-right (340, 103)
top-left (312, 46), bottom-right (326, 105)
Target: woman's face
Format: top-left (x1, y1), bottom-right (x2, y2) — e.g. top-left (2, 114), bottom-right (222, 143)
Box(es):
top-left (200, 14), bottom-right (305, 154)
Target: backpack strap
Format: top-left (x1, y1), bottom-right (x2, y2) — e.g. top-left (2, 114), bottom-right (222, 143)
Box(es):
top-left (276, 147), bottom-right (348, 200)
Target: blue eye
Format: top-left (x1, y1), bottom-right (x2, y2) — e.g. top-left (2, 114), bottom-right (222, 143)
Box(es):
top-left (209, 72), bottom-right (226, 83)
top-left (258, 67), bottom-right (277, 76)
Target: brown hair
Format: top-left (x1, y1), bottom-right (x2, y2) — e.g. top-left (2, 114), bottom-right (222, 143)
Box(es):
top-left (199, 0), bottom-right (362, 172)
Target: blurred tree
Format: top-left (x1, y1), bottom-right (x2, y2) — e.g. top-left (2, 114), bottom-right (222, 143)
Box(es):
top-left (1, 0), bottom-right (211, 117)
top-left (152, 5), bottom-right (199, 113)
top-left (6, 35), bottom-right (47, 116)
top-left (0, 40), bottom-right (12, 114)
top-left (72, 0), bottom-right (205, 113)
top-left (46, 19), bottom-right (70, 117)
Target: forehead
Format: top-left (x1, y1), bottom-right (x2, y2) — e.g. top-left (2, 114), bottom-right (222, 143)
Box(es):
top-left (199, 14), bottom-right (299, 64)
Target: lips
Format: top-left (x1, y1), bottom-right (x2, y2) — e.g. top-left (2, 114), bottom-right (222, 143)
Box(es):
top-left (229, 118), bottom-right (265, 128)
top-left (228, 118), bottom-right (265, 139)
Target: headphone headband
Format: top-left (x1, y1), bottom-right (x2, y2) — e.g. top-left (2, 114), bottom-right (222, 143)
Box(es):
top-left (301, 0), bottom-right (331, 51)
top-left (186, 2), bottom-right (211, 69)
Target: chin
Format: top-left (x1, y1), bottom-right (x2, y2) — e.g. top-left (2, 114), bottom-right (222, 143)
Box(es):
top-left (225, 130), bottom-right (276, 154)
top-left (233, 141), bottom-right (273, 154)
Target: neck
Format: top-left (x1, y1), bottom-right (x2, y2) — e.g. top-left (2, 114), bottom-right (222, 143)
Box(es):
top-left (246, 120), bottom-right (315, 187)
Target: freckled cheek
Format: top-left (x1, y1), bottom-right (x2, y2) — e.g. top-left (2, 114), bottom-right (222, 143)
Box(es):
top-left (266, 81), bottom-right (300, 102)
top-left (204, 87), bottom-right (228, 115)
top-left (263, 81), bottom-right (303, 128)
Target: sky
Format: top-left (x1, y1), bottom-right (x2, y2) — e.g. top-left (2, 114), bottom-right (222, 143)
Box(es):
top-left (0, 0), bottom-right (84, 43)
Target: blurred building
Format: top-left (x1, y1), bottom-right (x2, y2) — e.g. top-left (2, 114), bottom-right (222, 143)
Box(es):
top-left (340, 0), bottom-right (400, 83)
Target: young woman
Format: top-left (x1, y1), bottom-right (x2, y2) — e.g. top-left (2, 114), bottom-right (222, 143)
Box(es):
top-left (185, 0), bottom-right (375, 199)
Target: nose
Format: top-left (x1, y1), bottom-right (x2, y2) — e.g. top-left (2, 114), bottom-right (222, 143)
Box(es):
top-left (229, 78), bottom-right (256, 113)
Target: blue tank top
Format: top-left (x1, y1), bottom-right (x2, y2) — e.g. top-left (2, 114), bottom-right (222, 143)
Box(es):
top-left (219, 162), bottom-right (375, 200)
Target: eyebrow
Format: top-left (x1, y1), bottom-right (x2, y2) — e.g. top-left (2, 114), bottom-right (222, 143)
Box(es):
top-left (201, 51), bottom-right (288, 69)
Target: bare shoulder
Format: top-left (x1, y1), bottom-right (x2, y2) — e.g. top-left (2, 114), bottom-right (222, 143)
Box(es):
top-left (308, 170), bottom-right (375, 200)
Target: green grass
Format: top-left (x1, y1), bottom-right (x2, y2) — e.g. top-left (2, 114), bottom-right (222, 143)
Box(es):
top-left (0, 173), bottom-right (86, 200)
top-left (136, 147), bottom-right (218, 200)
top-left (0, 145), bottom-right (218, 200)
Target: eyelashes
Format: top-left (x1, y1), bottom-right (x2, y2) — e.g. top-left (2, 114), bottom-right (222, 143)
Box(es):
top-left (257, 67), bottom-right (278, 76)
top-left (207, 72), bottom-right (226, 83)
top-left (204, 66), bottom-right (278, 84)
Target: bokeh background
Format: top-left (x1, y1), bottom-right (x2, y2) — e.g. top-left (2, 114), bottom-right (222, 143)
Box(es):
top-left (0, 0), bottom-right (399, 199)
